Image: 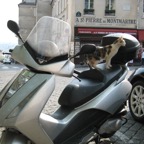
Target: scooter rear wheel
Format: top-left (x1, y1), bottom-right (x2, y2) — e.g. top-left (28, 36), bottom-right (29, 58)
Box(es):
top-left (129, 80), bottom-right (144, 123)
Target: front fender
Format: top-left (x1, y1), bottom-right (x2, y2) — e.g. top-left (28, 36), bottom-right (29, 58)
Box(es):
top-left (128, 67), bottom-right (144, 83)
top-left (0, 130), bottom-right (31, 144)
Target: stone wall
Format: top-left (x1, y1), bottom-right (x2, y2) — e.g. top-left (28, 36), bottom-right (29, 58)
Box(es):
top-left (19, 0), bottom-right (52, 42)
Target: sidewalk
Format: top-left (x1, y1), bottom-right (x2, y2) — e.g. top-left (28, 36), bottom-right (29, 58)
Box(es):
top-left (0, 69), bottom-right (144, 143)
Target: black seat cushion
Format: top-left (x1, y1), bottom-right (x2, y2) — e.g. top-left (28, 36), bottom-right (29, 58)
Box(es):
top-left (78, 69), bottom-right (104, 82)
top-left (58, 64), bottom-right (123, 108)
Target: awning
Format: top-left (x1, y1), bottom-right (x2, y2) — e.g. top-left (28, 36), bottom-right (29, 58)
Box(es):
top-left (78, 28), bottom-right (137, 35)
top-left (138, 30), bottom-right (144, 41)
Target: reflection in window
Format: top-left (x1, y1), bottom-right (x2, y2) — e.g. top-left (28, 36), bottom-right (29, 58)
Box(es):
top-left (105, 0), bottom-right (115, 16)
top-left (84, 0), bottom-right (94, 15)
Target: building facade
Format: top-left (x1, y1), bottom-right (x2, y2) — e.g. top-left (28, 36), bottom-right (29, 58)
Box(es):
top-left (19, 0), bottom-right (52, 41)
top-left (51, 0), bottom-right (144, 63)
top-left (75, 0), bottom-right (138, 63)
top-left (19, 0), bottom-right (144, 63)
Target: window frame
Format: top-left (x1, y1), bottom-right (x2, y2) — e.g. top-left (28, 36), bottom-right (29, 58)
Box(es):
top-left (105, 0), bottom-right (115, 16)
top-left (84, 0), bottom-right (94, 15)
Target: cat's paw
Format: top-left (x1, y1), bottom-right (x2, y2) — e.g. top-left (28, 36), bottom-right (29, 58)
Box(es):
top-left (106, 65), bottom-right (112, 69)
top-left (106, 66), bottom-right (110, 69)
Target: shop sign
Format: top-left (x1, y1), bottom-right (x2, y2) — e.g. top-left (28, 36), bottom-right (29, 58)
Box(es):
top-left (76, 17), bottom-right (136, 27)
top-left (77, 28), bottom-right (137, 35)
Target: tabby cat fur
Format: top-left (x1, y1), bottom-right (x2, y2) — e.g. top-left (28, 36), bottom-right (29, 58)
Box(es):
top-left (85, 37), bottom-right (126, 69)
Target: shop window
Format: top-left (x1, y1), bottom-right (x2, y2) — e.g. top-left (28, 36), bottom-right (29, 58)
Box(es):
top-left (105, 0), bottom-right (115, 16)
top-left (84, 0), bottom-right (94, 15)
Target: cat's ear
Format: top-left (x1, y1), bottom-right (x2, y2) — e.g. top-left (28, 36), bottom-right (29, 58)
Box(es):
top-left (120, 36), bottom-right (123, 40)
top-left (118, 36), bottom-right (123, 41)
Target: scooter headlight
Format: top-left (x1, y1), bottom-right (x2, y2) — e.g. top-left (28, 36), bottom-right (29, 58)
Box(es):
top-left (1, 69), bottom-right (35, 105)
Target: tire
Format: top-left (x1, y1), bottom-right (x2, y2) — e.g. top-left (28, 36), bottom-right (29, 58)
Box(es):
top-left (129, 81), bottom-right (144, 123)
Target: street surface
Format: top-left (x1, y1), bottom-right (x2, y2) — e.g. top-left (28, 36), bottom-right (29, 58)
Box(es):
top-left (0, 63), bottom-right (24, 71)
top-left (0, 63), bottom-right (144, 143)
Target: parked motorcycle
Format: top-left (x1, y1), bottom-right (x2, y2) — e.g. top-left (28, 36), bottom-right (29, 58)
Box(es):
top-left (0, 16), bottom-right (140, 144)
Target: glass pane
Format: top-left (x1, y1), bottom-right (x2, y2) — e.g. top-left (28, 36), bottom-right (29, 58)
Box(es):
top-left (111, 0), bottom-right (114, 10)
top-left (90, 0), bottom-right (94, 9)
top-left (105, 0), bottom-right (109, 10)
top-left (105, 0), bottom-right (115, 10)
top-left (85, 0), bottom-right (88, 9)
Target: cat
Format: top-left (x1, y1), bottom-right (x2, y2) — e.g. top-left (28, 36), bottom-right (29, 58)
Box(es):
top-left (85, 37), bottom-right (126, 69)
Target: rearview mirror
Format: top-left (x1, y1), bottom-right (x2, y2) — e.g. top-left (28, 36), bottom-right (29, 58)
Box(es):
top-left (7, 20), bottom-right (19, 35)
top-left (70, 44), bottom-right (96, 59)
top-left (7, 20), bottom-right (23, 43)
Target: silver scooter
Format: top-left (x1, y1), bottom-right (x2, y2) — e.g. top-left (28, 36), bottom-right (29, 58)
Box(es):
top-left (0, 16), bottom-right (140, 144)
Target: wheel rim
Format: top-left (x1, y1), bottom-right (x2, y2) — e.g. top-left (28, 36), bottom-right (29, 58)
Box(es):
top-left (130, 85), bottom-right (144, 118)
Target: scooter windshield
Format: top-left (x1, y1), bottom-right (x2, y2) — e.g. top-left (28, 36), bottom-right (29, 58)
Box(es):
top-left (26, 16), bottom-right (71, 59)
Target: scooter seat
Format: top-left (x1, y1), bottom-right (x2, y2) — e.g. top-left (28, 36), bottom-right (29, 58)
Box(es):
top-left (58, 64), bottom-right (123, 108)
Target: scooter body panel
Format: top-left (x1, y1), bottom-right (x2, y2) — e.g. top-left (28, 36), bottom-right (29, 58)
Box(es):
top-left (90, 79), bottom-right (131, 113)
top-left (0, 68), bottom-right (131, 144)
top-left (12, 45), bottom-right (75, 77)
top-left (38, 80), bottom-right (131, 143)
top-left (0, 130), bottom-right (29, 144)
top-left (0, 69), bottom-right (55, 144)
top-left (40, 109), bottom-right (110, 144)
